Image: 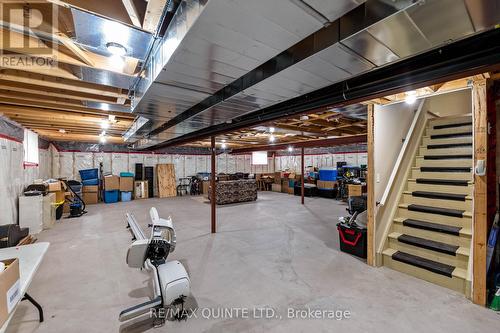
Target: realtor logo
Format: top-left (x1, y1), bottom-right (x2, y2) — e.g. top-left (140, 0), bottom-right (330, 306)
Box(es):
top-left (1, 2), bottom-right (58, 65)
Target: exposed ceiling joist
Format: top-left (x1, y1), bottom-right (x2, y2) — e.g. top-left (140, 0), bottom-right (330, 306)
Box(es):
top-left (121, 0), bottom-right (143, 28)
top-left (143, 0), bottom-right (168, 33)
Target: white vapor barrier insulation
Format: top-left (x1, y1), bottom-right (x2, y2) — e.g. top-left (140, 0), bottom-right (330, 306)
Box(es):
top-left (38, 149), bottom-right (51, 179)
top-left (227, 155), bottom-right (236, 174)
top-left (74, 152), bottom-right (94, 180)
top-left (196, 155), bottom-right (208, 173)
top-left (172, 155), bottom-right (185, 179)
top-left (184, 155), bottom-right (196, 177)
top-left (217, 154), bottom-right (227, 173)
top-left (345, 153), bottom-right (357, 166)
top-left (358, 153), bottom-right (368, 165)
top-left (0, 138), bottom-right (55, 226)
top-left (111, 153), bottom-right (128, 175)
top-left (94, 152), bottom-right (112, 174)
top-left (59, 152), bottom-right (74, 179)
top-left (158, 154), bottom-right (172, 165)
top-left (244, 156), bottom-right (251, 173)
top-left (128, 154), bottom-right (144, 173)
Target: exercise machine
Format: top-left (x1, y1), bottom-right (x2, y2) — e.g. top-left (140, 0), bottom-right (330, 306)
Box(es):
top-left (119, 208), bottom-right (190, 325)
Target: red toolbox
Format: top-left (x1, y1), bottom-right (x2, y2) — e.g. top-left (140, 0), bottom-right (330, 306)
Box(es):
top-left (337, 223), bottom-right (367, 259)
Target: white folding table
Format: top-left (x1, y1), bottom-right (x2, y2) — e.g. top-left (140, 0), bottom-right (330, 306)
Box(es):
top-left (0, 242), bottom-right (49, 333)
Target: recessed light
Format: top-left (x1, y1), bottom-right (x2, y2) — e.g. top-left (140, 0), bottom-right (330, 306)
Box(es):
top-left (405, 91), bottom-right (417, 105)
top-left (106, 42), bottom-right (127, 56)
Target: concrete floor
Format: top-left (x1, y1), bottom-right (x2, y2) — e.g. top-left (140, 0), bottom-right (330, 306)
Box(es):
top-left (7, 192), bottom-right (499, 333)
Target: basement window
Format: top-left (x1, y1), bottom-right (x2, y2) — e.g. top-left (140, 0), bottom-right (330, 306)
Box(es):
top-left (252, 151), bottom-right (268, 165)
top-left (23, 129), bottom-right (39, 167)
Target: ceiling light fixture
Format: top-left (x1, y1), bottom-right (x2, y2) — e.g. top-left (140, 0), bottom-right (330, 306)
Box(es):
top-left (100, 130), bottom-right (106, 137)
top-left (106, 42), bottom-right (127, 56)
top-left (101, 120), bottom-right (110, 129)
top-left (58, 129), bottom-right (66, 134)
top-left (108, 115), bottom-right (116, 122)
top-left (269, 127), bottom-right (275, 133)
top-left (99, 136), bottom-right (107, 144)
top-left (405, 90), bottom-right (417, 105)
top-left (221, 143), bottom-right (227, 149)
top-left (300, 115), bottom-right (309, 121)
top-left (288, 146), bottom-right (293, 152)
top-left (269, 135), bottom-right (276, 143)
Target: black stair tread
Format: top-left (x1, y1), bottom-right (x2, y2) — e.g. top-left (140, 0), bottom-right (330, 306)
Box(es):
top-left (430, 132), bottom-right (472, 139)
top-left (433, 122), bottom-right (472, 130)
top-left (402, 219), bottom-right (462, 236)
top-left (415, 179), bottom-right (469, 186)
top-left (407, 204), bottom-right (464, 218)
top-left (392, 251), bottom-right (456, 277)
top-left (423, 154), bottom-right (472, 160)
top-left (397, 234), bottom-right (459, 256)
top-left (420, 167), bottom-right (471, 173)
top-left (427, 143), bottom-right (472, 149)
top-left (411, 191), bottom-right (467, 201)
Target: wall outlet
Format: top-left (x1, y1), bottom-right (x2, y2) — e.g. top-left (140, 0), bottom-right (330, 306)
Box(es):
top-left (376, 173), bottom-right (380, 183)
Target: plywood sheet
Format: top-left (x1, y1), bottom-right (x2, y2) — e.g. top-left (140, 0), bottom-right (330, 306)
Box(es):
top-left (157, 164), bottom-right (176, 198)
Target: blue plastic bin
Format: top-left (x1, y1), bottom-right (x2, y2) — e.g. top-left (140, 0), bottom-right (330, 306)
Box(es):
top-left (79, 168), bottom-right (98, 180)
top-left (104, 190), bottom-right (119, 204)
top-left (121, 191), bottom-right (132, 202)
top-left (319, 169), bottom-right (337, 181)
top-left (82, 178), bottom-right (99, 186)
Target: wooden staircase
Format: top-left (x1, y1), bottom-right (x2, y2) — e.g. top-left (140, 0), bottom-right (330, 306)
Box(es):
top-left (382, 114), bottom-right (473, 295)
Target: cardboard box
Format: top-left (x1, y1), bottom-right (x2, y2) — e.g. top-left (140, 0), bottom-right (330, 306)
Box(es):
top-left (317, 180), bottom-right (337, 189)
top-left (82, 192), bottom-right (98, 204)
top-left (54, 190), bottom-right (65, 203)
top-left (104, 175), bottom-right (119, 191)
top-left (287, 187), bottom-right (294, 195)
top-left (47, 181), bottom-right (61, 192)
top-left (281, 179), bottom-right (289, 193)
top-left (119, 177), bottom-right (134, 192)
top-left (83, 185), bottom-right (98, 193)
top-left (202, 181), bottom-right (210, 195)
top-left (134, 181), bottom-right (149, 199)
top-left (271, 184), bottom-right (282, 192)
top-left (62, 201), bottom-right (70, 214)
top-left (274, 172), bottom-right (281, 184)
top-left (348, 184), bottom-right (362, 197)
top-left (0, 258), bottom-right (21, 327)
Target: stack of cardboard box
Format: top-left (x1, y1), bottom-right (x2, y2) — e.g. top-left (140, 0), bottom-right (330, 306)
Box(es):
top-left (103, 175), bottom-right (119, 203)
top-left (82, 185), bottom-right (98, 204)
top-left (120, 176), bottom-right (134, 201)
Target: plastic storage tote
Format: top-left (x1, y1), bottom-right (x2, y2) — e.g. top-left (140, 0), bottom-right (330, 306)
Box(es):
top-left (104, 190), bottom-right (119, 204)
top-left (319, 169), bottom-right (337, 181)
top-left (337, 223), bottom-right (367, 258)
top-left (79, 168), bottom-right (98, 180)
top-left (121, 191), bottom-right (132, 202)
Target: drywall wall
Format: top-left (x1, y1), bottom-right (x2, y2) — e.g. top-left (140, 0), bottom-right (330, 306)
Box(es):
top-left (374, 101), bottom-right (416, 203)
top-left (423, 88), bottom-right (472, 117)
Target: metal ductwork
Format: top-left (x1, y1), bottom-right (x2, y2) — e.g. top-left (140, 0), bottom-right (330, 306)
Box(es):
top-left (128, 0), bottom-right (500, 149)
